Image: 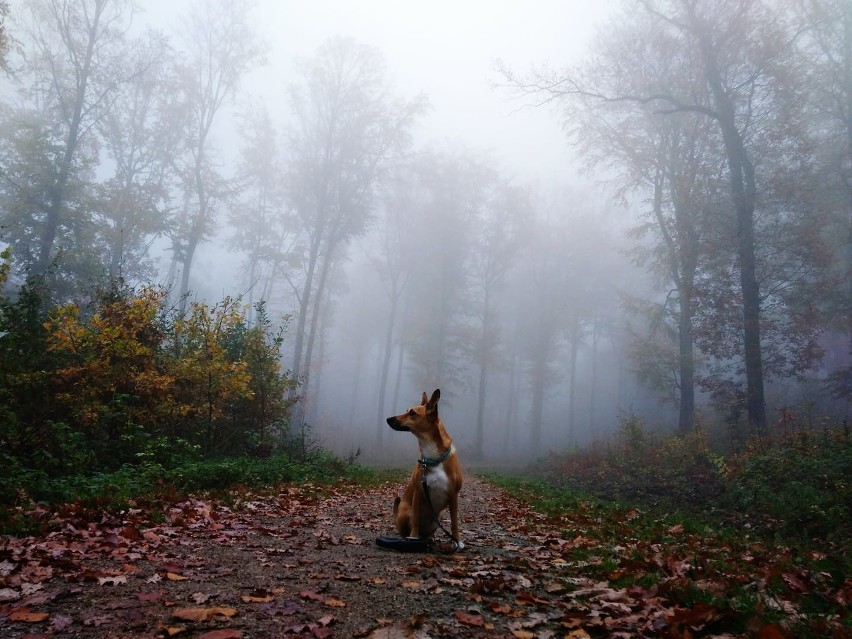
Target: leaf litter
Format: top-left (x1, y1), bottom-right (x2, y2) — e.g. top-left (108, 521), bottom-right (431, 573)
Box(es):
top-left (0, 476), bottom-right (848, 637)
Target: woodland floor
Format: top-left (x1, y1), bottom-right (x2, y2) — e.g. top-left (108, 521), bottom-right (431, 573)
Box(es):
top-left (0, 475), bottom-right (846, 638)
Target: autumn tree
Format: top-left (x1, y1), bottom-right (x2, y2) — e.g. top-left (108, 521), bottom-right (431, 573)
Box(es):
top-left (796, 0), bottom-right (852, 405)
top-left (504, 0), bottom-right (828, 434)
top-left (12, 0), bottom-right (145, 278)
top-left (283, 37), bottom-right (425, 408)
top-left (93, 34), bottom-right (175, 281)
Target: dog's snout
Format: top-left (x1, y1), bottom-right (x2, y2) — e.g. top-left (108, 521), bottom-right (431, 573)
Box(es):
top-left (386, 415), bottom-right (410, 432)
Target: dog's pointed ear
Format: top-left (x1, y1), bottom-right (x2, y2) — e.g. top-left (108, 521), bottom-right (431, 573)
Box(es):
top-left (421, 392), bottom-right (428, 405)
top-left (426, 388), bottom-right (440, 413)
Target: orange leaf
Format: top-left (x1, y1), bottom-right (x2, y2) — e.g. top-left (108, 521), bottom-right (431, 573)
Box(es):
top-left (455, 610), bottom-right (484, 627)
top-left (9, 609), bottom-right (49, 622)
top-left (241, 594), bottom-right (273, 603)
top-left (172, 607), bottom-right (238, 622)
top-left (166, 572), bottom-right (188, 581)
top-left (324, 598), bottom-right (346, 607)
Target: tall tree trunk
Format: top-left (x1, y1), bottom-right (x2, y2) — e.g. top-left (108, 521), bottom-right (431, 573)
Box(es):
top-left (589, 314), bottom-right (600, 438)
top-left (567, 317), bottom-right (580, 446)
top-left (178, 235), bottom-right (198, 314)
top-left (677, 287), bottom-right (696, 432)
top-left (290, 234), bottom-right (321, 391)
top-left (530, 358), bottom-right (545, 455)
top-left (376, 290), bottom-right (400, 448)
top-left (474, 290), bottom-right (492, 459)
top-left (695, 23), bottom-right (766, 434)
top-left (474, 360), bottom-right (488, 459)
top-left (302, 247), bottom-right (336, 410)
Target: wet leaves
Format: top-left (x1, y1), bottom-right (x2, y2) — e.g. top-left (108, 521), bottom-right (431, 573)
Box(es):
top-left (0, 477), bottom-right (848, 638)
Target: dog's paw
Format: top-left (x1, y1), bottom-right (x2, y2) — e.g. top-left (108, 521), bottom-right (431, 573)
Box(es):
top-left (455, 540), bottom-right (465, 551)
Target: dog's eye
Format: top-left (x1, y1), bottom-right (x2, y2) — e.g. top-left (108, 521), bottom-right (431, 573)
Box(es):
top-left (408, 409), bottom-right (415, 416)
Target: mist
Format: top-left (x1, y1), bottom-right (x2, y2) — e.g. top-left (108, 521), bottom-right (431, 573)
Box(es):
top-left (0, 0), bottom-right (849, 466)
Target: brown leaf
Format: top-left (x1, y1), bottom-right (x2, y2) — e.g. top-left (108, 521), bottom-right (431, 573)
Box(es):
top-left (299, 590), bottom-right (326, 602)
top-left (455, 610), bottom-right (485, 627)
top-left (171, 607), bottom-right (238, 622)
top-left (9, 609), bottom-right (50, 622)
top-left (565, 630), bottom-right (592, 639)
top-left (241, 594), bottom-right (273, 603)
top-left (197, 630), bottom-right (242, 639)
top-left (166, 572), bottom-right (188, 581)
top-left (510, 631), bottom-right (535, 639)
top-left (324, 598), bottom-right (346, 607)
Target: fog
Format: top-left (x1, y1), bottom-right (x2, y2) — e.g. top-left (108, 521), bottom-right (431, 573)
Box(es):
top-left (1, 0), bottom-right (849, 464)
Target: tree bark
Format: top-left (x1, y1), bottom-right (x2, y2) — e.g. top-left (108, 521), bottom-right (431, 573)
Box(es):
top-left (691, 14), bottom-right (766, 434)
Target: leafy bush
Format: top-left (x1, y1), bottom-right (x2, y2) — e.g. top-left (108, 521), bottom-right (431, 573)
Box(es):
top-left (539, 417), bottom-right (851, 545)
top-left (722, 428), bottom-right (851, 541)
top-left (543, 415), bottom-right (725, 509)
top-left (0, 277), bottom-right (301, 505)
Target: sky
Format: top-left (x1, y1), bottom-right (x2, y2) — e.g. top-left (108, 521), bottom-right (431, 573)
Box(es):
top-left (146, 0), bottom-right (614, 186)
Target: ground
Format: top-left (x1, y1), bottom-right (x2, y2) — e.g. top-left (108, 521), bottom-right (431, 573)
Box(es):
top-left (0, 475), bottom-right (835, 638)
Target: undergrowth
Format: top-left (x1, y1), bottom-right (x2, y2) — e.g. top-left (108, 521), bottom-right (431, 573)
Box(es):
top-left (0, 451), bottom-right (380, 536)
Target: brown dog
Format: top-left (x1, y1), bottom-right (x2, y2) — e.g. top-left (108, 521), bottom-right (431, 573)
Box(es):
top-left (386, 389), bottom-right (464, 550)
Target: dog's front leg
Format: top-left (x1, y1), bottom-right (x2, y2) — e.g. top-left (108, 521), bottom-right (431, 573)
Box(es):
top-left (448, 491), bottom-right (464, 550)
top-left (408, 484), bottom-right (423, 538)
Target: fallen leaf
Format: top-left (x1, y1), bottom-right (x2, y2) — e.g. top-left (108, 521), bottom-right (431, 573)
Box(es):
top-left (241, 594), bottom-right (274, 603)
top-left (9, 609), bottom-right (50, 622)
top-left (324, 598), bottom-right (346, 607)
top-left (299, 590), bottom-right (326, 602)
top-left (198, 630), bottom-right (242, 639)
top-left (97, 575), bottom-right (127, 586)
top-left (171, 607), bottom-right (238, 622)
top-left (166, 572), bottom-right (188, 581)
top-left (455, 610), bottom-right (485, 627)
top-left (565, 630), bottom-right (592, 639)
top-left (510, 631), bottom-right (535, 639)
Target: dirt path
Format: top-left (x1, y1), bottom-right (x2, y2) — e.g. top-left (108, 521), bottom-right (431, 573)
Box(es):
top-left (0, 475), bottom-right (723, 638)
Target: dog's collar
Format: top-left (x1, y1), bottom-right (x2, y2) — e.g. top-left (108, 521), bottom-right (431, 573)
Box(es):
top-left (419, 443), bottom-right (455, 467)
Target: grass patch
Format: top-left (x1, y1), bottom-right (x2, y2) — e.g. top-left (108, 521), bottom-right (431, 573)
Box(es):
top-left (0, 451), bottom-right (378, 536)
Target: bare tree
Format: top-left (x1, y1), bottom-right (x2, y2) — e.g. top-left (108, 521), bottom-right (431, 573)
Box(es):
top-left (16, 0), bottom-right (144, 276)
top-left (167, 0), bottom-right (264, 310)
top-left (284, 37), bottom-right (425, 409)
top-left (465, 174), bottom-right (530, 458)
top-left (228, 103), bottom-right (296, 324)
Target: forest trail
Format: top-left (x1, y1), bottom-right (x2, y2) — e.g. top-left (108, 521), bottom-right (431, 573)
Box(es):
top-left (0, 474), bottom-right (793, 638)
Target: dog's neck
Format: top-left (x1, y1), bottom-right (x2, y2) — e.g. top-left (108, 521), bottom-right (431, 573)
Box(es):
top-left (416, 418), bottom-right (453, 461)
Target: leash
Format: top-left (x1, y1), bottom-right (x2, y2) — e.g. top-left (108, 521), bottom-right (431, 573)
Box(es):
top-left (419, 445), bottom-right (461, 553)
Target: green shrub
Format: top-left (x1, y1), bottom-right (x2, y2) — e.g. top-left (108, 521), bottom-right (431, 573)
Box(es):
top-left (722, 429), bottom-right (851, 541)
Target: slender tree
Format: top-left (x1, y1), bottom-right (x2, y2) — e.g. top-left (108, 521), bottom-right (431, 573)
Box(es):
top-left (13, 0), bottom-right (144, 278)
top-left (284, 37), bottom-right (425, 408)
top-left (167, 0), bottom-right (264, 310)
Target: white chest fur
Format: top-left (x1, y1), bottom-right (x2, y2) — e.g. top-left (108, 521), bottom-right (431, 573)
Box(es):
top-left (424, 464), bottom-right (450, 512)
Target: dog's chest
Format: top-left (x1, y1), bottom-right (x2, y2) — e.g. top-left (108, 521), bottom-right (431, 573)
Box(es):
top-left (424, 465), bottom-right (450, 511)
